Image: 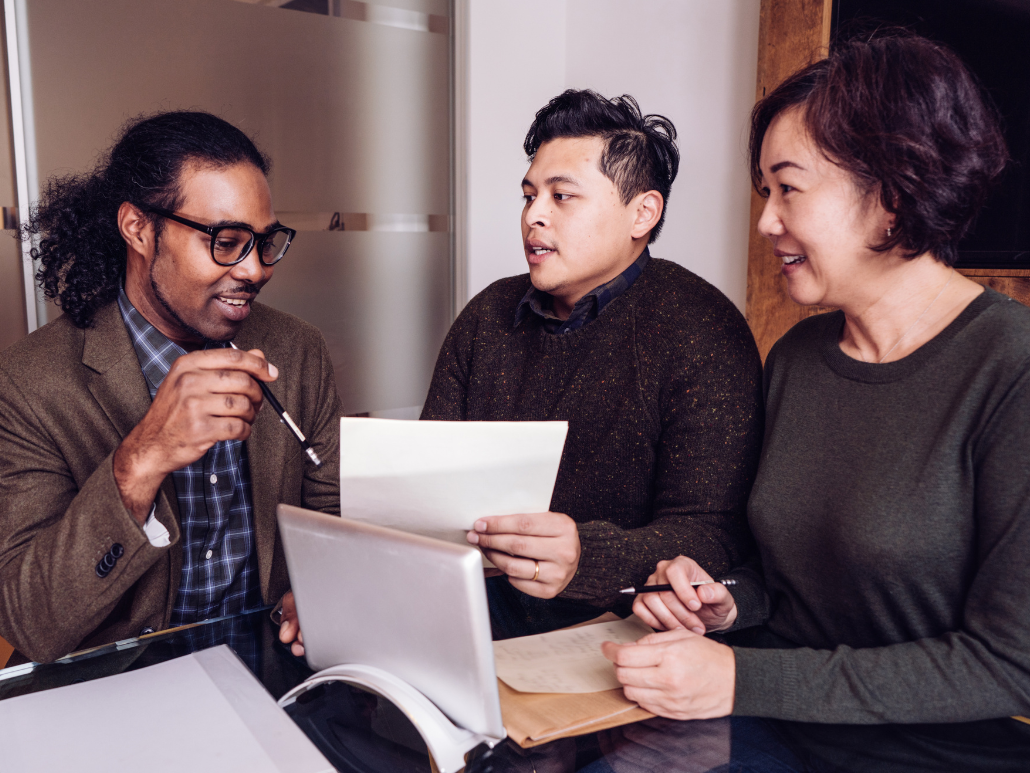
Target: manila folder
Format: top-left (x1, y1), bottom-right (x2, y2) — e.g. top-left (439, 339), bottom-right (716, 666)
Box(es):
top-left (497, 614), bottom-right (655, 748)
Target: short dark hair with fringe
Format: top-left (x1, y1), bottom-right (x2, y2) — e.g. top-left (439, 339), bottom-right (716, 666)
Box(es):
top-left (524, 90), bottom-right (679, 243)
top-left (749, 32), bottom-right (1008, 266)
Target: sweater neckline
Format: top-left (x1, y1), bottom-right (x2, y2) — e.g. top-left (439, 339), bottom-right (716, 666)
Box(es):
top-left (522, 262), bottom-right (650, 351)
top-left (820, 287), bottom-right (1001, 383)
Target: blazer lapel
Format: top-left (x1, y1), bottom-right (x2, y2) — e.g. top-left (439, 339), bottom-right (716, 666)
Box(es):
top-left (234, 322), bottom-right (289, 600)
top-left (83, 303), bottom-right (153, 440)
top-left (83, 302), bottom-right (182, 622)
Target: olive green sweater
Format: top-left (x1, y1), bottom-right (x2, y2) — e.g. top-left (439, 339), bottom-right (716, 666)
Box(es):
top-left (421, 258), bottom-right (763, 607)
top-left (729, 289), bottom-right (1030, 769)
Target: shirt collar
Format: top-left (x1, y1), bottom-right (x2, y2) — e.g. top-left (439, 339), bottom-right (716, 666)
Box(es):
top-left (117, 289), bottom-right (223, 394)
top-left (514, 247), bottom-right (650, 333)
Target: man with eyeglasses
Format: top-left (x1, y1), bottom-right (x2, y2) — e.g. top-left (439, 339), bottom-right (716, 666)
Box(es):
top-left (0, 112), bottom-right (339, 663)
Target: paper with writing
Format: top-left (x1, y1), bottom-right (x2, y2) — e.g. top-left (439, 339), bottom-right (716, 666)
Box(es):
top-left (339, 418), bottom-right (568, 550)
top-left (493, 617), bottom-right (654, 693)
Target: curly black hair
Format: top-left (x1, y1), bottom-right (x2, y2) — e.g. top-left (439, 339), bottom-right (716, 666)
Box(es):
top-left (26, 111), bottom-right (269, 327)
top-left (748, 31), bottom-right (1008, 266)
top-left (524, 90), bottom-right (679, 243)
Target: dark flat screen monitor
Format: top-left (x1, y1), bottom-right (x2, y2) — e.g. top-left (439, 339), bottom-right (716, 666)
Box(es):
top-left (832, 0), bottom-right (1030, 269)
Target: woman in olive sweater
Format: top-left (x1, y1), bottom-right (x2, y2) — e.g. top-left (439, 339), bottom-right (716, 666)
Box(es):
top-left (602, 34), bottom-right (1030, 771)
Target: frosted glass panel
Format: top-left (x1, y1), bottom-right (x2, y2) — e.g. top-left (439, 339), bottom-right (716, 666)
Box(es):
top-left (0, 9), bottom-right (24, 350)
top-left (259, 231), bottom-right (452, 415)
top-left (22, 0), bottom-right (452, 413)
top-left (0, 233), bottom-right (27, 352)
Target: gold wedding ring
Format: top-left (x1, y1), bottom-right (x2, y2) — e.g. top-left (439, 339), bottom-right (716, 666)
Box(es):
top-left (532, 561), bottom-right (541, 582)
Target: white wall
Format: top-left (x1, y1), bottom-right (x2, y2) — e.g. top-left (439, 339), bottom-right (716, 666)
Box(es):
top-left (463, 0), bottom-right (760, 310)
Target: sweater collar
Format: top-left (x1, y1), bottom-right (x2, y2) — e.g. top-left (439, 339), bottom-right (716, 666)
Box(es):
top-left (514, 247), bottom-right (650, 334)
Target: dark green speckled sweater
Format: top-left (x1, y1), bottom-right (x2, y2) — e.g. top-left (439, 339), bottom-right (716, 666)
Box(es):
top-left (421, 257), bottom-right (763, 607)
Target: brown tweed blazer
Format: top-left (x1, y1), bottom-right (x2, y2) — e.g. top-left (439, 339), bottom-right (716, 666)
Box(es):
top-left (0, 300), bottom-right (342, 663)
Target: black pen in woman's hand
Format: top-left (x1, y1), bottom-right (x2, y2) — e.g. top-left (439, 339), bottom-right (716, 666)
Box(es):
top-left (619, 579), bottom-right (736, 595)
top-left (229, 342), bottom-right (322, 468)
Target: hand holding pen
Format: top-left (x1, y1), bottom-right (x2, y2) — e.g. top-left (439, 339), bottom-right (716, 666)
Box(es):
top-left (629, 556), bottom-right (739, 635)
top-left (229, 342), bottom-right (322, 467)
top-left (114, 346), bottom-right (286, 523)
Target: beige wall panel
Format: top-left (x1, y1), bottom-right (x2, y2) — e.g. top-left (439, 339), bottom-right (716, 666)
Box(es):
top-left (21, 0), bottom-right (452, 413)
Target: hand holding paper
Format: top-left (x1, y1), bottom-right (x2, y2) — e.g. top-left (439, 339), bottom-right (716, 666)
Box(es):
top-left (467, 512), bottom-right (581, 598)
top-left (338, 418), bottom-right (568, 554)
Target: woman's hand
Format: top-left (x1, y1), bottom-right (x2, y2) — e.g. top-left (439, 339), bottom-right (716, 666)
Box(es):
top-left (602, 629), bottom-right (736, 720)
top-left (633, 556), bottom-right (738, 634)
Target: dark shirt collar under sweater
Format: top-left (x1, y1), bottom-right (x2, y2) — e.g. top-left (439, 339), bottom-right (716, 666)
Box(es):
top-left (514, 247), bottom-right (650, 334)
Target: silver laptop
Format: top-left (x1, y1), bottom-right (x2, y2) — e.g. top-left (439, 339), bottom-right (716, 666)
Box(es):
top-left (276, 504), bottom-right (505, 739)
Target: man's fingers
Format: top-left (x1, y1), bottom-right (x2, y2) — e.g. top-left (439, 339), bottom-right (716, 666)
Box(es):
top-left (176, 347), bottom-right (279, 382)
top-left (171, 368), bottom-right (264, 404)
top-left (279, 616), bottom-right (298, 643)
top-left (482, 548), bottom-right (538, 580)
top-left (187, 392), bottom-right (260, 421)
top-left (471, 512), bottom-right (568, 537)
top-left (470, 531), bottom-right (554, 560)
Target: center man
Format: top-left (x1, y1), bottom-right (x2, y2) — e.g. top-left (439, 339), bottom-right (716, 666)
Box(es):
top-left (422, 90), bottom-right (763, 638)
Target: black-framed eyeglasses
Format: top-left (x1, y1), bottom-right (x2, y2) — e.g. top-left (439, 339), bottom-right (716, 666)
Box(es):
top-left (147, 207), bottom-right (296, 266)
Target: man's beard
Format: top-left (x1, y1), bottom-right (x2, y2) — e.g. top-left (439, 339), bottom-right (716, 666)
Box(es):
top-left (149, 239), bottom-right (259, 345)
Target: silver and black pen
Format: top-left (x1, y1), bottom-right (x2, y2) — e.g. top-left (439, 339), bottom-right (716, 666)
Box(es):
top-left (229, 342), bottom-right (322, 467)
top-left (619, 579), bottom-right (736, 595)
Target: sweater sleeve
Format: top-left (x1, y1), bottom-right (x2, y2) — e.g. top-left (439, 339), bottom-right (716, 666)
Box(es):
top-left (734, 364), bottom-right (1030, 723)
top-left (565, 309), bottom-right (764, 605)
top-left (420, 301), bottom-right (476, 422)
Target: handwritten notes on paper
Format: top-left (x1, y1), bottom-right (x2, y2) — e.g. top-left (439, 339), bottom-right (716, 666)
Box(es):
top-left (493, 617), bottom-right (654, 694)
top-left (339, 418), bottom-right (568, 550)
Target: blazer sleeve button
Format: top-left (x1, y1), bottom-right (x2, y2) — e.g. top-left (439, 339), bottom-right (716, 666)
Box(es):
top-left (110, 543), bottom-right (124, 559)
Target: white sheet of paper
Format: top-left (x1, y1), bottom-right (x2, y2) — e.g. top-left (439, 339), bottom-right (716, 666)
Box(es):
top-left (339, 418), bottom-right (568, 548)
top-left (493, 617), bottom-right (654, 694)
top-left (0, 646), bottom-right (333, 773)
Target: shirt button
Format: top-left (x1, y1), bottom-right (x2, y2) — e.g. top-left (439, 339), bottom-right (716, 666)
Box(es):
top-left (205, 549), bottom-right (213, 560)
top-left (209, 474), bottom-right (218, 484)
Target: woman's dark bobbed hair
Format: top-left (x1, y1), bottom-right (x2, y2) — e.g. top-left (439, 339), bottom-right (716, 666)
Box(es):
top-left (27, 111), bottom-right (269, 328)
top-left (748, 31), bottom-right (1009, 266)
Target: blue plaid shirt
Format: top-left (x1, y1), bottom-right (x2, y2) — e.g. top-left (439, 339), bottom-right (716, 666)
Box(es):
top-left (117, 290), bottom-right (262, 626)
top-left (514, 248), bottom-right (650, 334)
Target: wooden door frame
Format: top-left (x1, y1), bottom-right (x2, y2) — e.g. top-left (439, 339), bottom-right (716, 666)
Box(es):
top-left (744, 0), bottom-right (1030, 360)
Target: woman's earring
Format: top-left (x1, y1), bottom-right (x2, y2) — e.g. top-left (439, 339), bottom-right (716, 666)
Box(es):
top-left (887, 226), bottom-right (893, 238)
